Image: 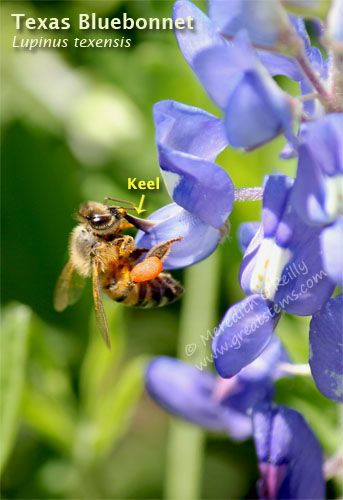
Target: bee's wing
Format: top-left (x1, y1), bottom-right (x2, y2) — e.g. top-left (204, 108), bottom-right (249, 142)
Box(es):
top-left (92, 259), bottom-right (111, 350)
top-left (54, 259), bottom-right (85, 311)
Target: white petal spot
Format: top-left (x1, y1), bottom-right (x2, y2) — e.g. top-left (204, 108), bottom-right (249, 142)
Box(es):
top-left (329, 371), bottom-right (343, 399)
top-left (324, 174), bottom-right (343, 221)
top-left (161, 169), bottom-right (181, 199)
top-left (250, 237), bottom-right (292, 301)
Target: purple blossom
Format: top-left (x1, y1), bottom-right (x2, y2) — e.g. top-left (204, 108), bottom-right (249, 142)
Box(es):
top-left (153, 100), bottom-right (233, 229)
top-left (135, 100), bottom-right (233, 269)
top-left (139, 0), bottom-right (343, 497)
top-left (207, 0), bottom-right (294, 49)
top-left (240, 175), bottom-right (335, 315)
top-left (291, 114), bottom-right (343, 285)
top-left (212, 175), bottom-right (337, 379)
top-left (135, 203), bottom-right (223, 270)
top-left (174, 1), bottom-right (297, 149)
top-left (291, 114), bottom-right (343, 227)
top-left (145, 337), bottom-right (289, 441)
top-left (252, 402), bottom-right (325, 499)
top-left (211, 294), bottom-right (280, 378)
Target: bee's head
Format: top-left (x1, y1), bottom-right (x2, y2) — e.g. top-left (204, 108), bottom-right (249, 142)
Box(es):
top-left (77, 201), bottom-right (126, 235)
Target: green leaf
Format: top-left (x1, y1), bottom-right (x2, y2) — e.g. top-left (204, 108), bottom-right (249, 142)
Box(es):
top-left (0, 303), bottom-right (31, 473)
top-left (277, 314), bottom-right (310, 363)
top-left (282, 0), bottom-right (330, 20)
top-left (21, 387), bottom-right (76, 453)
top-left (93, 355), bottom-right (146, 456)
top-left (75, 303), bottom-right (146, 464)
top-left (80, 302), bottom-right (126, 415)
top-left (77, 355), bottom-right (147, 462)
top-left (20, 315), bottom-right (77, 453)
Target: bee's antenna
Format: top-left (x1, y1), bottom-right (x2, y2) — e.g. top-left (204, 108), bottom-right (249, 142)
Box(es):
top-left (104, 197), bottom-right (135, 207)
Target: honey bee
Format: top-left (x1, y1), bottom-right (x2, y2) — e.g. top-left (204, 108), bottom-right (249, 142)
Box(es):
top-left (54, 198), bottom-right (183, 349)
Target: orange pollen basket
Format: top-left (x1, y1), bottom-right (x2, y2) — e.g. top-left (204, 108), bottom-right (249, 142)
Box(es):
top-left (131, 256), bottom-right (163, 283)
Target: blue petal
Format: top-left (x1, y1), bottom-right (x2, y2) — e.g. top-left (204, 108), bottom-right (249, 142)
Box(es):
top-left (192, 32), bottom-right (257, 109)
top-left (154, 100), bottom-right (234, 228)
top-left (145, 356), bottom-right (252, 439)
top-left (154, 100), bottom-right (228, 162)
top-left (280, 140), bottom-right (298, 159)
top-left (173, 0), bottom-right (225, 70)
top-left (239, 223), bottom-right (264, 292)
top-left (291, 16), bottom-right (311, 55)
top-left (211, 295), bottom-right (279, 378)
top-left (300, 113), bottom-right (343, 178)
top-left (253, 402), bottom-right (325, 500)
top-left (135, 203), bottom-right (221, 270)
top-left (262, 175), bottom-right (293, 238)
top-left (220, 338), bottom-right (290, 414)
top-left (258, 17), bottom-right (311, 82)
top-left (225, 71), bottom-right (293, 149)
top-left (145, 356), bottom-right (226, 430)
top-left (240, 176), bottom-right (335, 315)
top-left (146, 341), bottom-right (289, 441)
top-left (320, 219), bottom-right (343, 286)
top-left (309, 46), bottom-right (327, 79)
top-left (219, 407), bottom-right (253, 440)
top-left (237, 336), bottom-right (290, 383)
top-left (258, 50), bottom-right (303, 81)
top-left (237, 222), bottom-right (261, 253)
top-left (273, 205), bottom-right (336, 315)
top-left (291, 114), bottom-right (343, 226)
top-left (208, 0), bottom-right (291, 48)
top-left (309, 294), bottom-right (343, 402)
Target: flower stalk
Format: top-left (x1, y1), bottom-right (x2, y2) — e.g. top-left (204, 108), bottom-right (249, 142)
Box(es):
top-left (234, 187), bottom-right (264, 202)
top-left (296, 50), bottom-right (332, 109)
top-left (165, 252), bottom-right (220, 500)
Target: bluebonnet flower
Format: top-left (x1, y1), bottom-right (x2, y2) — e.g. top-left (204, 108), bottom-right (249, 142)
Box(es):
top-left (207, 0), bottom-right (296, 50)
top-left (147, 344), bottom-right (326, 499)
top-left (239, 175), bottom-right (335, 314)
top-left (145, 337), bottom-right (289, 441)
top-left (291, 114), bottom-right (343, 285)
top-left (252, 402), bottom-right (325, 499)
top-left (173, 0), bottom-right (299, 149)
top-left (141, 0), bottom-right (342, 496)
top-left (135, 100), bottom-right (233, 269)
top-left (212, 174), bottom-right (336, 379)
top-left (172, 0), bottom-right (343, 156)
top-left (136, 0), bottom-right (341, 272)
top-left (207, 1), bottom-right (329, 118)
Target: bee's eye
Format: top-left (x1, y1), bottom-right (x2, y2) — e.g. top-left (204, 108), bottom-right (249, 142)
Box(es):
top-left (90, 214), bottom-right (113, 228)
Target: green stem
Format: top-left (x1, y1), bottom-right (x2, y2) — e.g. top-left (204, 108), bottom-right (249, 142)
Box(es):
top-left (164, 252), bottom-right (220, 500)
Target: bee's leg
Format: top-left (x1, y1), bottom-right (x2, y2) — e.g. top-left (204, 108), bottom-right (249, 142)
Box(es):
top-left (117, 235), bottom-right (137, 258)
top-left (130, 247), bottom-right (149, 262)
top-left (146, 237), bottom-right (183, 262)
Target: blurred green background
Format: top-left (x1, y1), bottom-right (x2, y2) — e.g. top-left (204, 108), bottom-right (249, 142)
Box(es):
top-left (1, 1), bottom-right (341, 499)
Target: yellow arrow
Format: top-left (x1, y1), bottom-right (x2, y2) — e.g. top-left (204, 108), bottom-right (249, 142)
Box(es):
top-left (134, 194), bottom-right (146, 215)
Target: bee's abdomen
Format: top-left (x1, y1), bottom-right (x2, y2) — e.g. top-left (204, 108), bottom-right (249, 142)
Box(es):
top-left (124, 273), bottom-right (183, 308)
